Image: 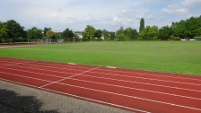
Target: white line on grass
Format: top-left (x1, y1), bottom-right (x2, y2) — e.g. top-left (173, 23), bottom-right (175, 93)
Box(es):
top-left (106, 66), bottom-right (117, 68)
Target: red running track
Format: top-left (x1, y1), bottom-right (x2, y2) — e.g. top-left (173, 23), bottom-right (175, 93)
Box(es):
top-left (0, 57), bottom-right (201, 113)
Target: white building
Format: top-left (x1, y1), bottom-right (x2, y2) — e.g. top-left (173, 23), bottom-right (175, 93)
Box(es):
top-left (74, 31), bottom-right (83, 39)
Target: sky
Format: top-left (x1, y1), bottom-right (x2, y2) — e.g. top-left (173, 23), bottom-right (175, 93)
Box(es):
top-left (0, 0), bottom-right (201, 32)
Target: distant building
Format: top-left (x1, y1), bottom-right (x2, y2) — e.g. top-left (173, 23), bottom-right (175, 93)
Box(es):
top-left (74, 31), bottom-right (83, 39)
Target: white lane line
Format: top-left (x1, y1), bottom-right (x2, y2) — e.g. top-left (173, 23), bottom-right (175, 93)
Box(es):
top-left (0, 66), bottom-right (65, 79)
top-left (67, 78), bottom-right (201, 100)
top-left (42, 88), bottom-right (150, 113)
top-left (56, 82), bottom-right (201, 112)
top-left (0, 60), bottom-right (86, 72)
top-left (38, 66), bottom-right (101, 88)
top-left (88, 71), bottom-right (201, 86)
top-left (1, 63), bottom-right (200, 92)
top-left (0, 59), bottom-right (90, 70)
top-left (4, 64), bottom-right (78, 75)
top-left (2, 61), bottom-right (200, 86)
top-left (1, 59), bottom-right (200, 83)
top-left (80, 75), bottom-right (201, 93)
top-left (96, 68), bottom-right (201, 82)
top-left (1, 67), bottom-right (200, 100)
top-left (1, 72), bottom-right (200, 112)
top-left (0, 78), bottom-right (41, 88)
top-left (0, 72), bottom-right (51, 82)
top-left (0, 78), bottom-right (149, 113)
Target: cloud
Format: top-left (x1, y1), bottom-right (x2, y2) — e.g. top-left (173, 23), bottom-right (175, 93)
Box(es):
top-left (0, 0), bottom-right (200, 31)
top-left (182, 0), bottom-right (201, 9)
top-left (162, 7), bottom-right (188, 14)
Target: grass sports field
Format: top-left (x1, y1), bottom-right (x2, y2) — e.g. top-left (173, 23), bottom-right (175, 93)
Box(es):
top-left (0, 41), bottom-right (201, 75)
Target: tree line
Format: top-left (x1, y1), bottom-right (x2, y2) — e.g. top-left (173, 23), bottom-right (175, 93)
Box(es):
top-left (0, 15), bottom-right (201, 44)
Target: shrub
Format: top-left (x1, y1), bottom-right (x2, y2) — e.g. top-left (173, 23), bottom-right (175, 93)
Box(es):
top-left (194, 37), bottom-right (201, 41)
top-left (170, 36), bottom-right (180, 41)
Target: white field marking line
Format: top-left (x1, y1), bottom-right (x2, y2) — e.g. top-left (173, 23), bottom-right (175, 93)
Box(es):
top-left (0, 72), bottom-right (51, 83)
top-left (56, 82), bottom-right (201, 111)
top-left (81, 74), bottom-right (201, 93)
top-left (1, 73), bottom-right (200, 112)
top-left (106, 66), bottom-right (117, 68)
top-left (41, 88), bottom-right (150, 113)
top-left (97, 68), bottom-right (201, 82)
top-left (38, 66), bottom-right (101, 88)
top-left (68, 63), bottom-right (76, 65)
top-left (88, 71), bottom-right (201, 86)
top-left (2, 60), bottom-right (200, 86)
top-left (0, 66), bottom-right (65, 79)
top-left (68, 78), bottom-right (201, 101)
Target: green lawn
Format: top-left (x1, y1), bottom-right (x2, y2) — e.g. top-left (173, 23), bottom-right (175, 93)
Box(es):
top-left (0, 41), bottom-right (201, 75)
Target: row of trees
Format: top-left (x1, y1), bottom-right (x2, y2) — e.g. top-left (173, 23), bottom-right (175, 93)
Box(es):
top-left (0, 15), bottom-right (201, 44)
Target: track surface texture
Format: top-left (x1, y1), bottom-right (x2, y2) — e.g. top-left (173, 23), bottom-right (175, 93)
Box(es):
top-left (0, 57), bottom-right (200, 113)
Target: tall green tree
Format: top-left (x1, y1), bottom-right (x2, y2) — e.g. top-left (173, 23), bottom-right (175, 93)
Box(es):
top-left (46, 29), bottom-right (56, 39)
top-left (139, 18), bottom-right (145, 33)
top-left (27, 27), bottom-right (42, 42)
top-left (82, 25), bottom-right (95, 40)
top-left (62, 28), bottom-right (74, 41)
top-left (5, 20), bottom-right (25, 44)
top-left (116, 27), bottom-right (129, 41)
top-left (185, 17), bottom-right (201, 38)
top-left (43, 27), bottom-right (51, 37)
top-left (125, 27), bottom-right (138, 40)
top-left (158, 26), bottom-right (173, 40)
top-left (102, 29), bottom-right (115, 40)
top-left (0, 23), bottom-right (8, 44)
top-left (94, 29), bottom-right (102, 39)
top-left (172, 20), bottom-right (187, 38)
top-left (141, 26), bottom-right (158, 40)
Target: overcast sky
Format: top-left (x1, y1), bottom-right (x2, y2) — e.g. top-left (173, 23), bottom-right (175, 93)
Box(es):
top-left (0, 0), bottom-right (201, 32)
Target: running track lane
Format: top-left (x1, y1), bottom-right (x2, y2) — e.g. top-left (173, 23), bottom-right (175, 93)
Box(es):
top-left (0, 57), bottom-right (201, 113)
